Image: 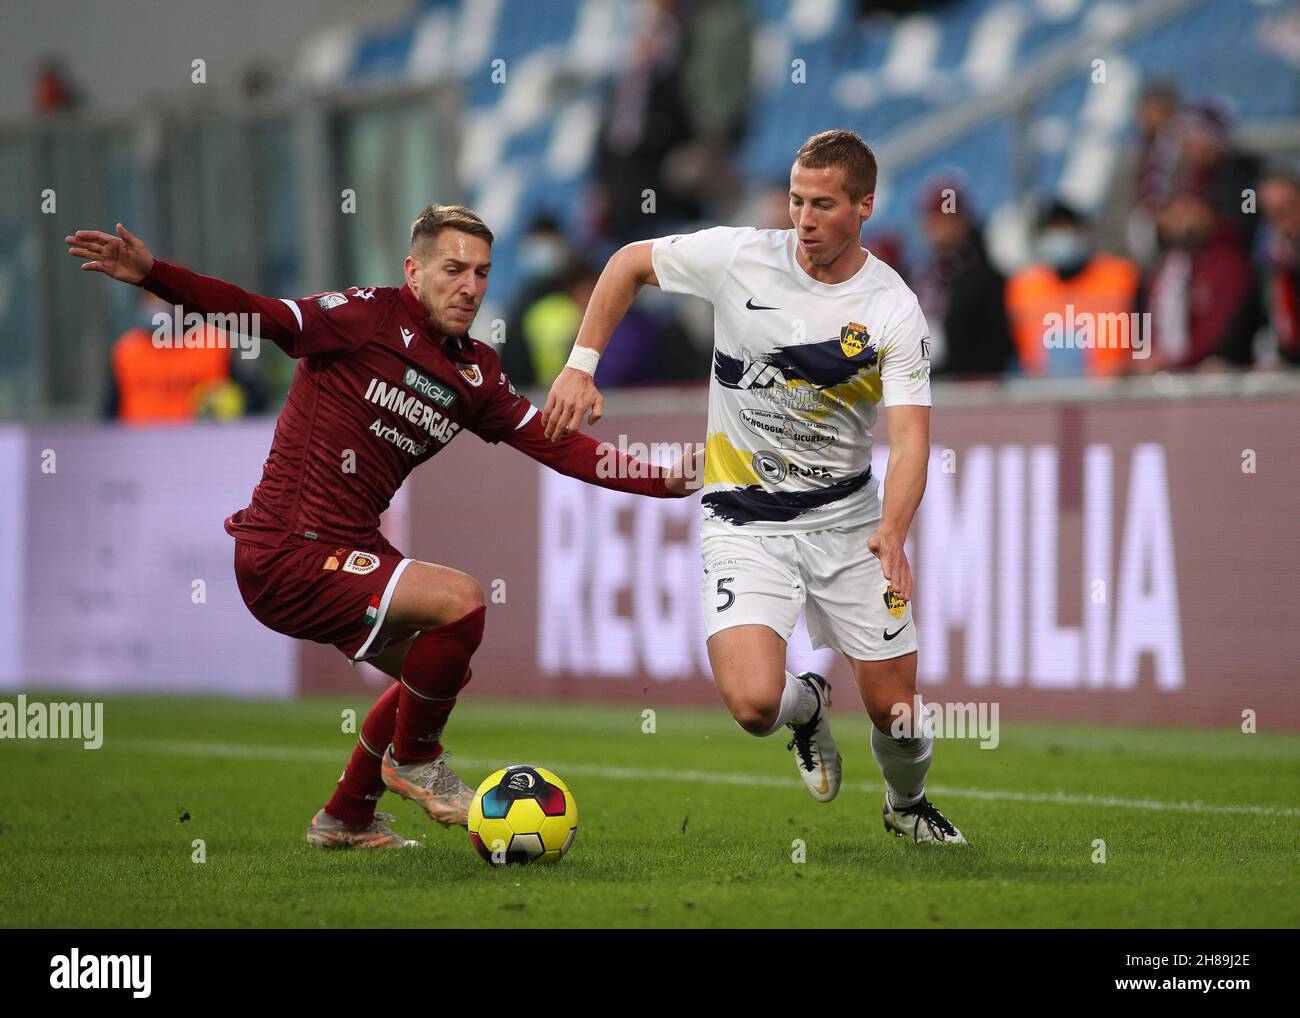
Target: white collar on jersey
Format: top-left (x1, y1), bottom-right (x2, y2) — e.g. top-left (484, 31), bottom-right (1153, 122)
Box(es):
top-left (786, 235), bottom-right (877, 296)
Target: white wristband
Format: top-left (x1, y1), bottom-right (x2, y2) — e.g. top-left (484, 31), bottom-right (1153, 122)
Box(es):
top-left (565, 345), bottom-right (601, 376)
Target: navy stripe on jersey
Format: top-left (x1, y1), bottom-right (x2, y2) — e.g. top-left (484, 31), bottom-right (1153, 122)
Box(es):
top-left (702, 467), bottom-right (873, 526)
top-left (714, 336), bottom-right (877, 391)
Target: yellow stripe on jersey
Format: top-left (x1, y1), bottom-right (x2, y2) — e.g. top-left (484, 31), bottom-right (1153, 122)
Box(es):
top-left (821, 365), bottom-right (883, 411)
top-left (704, 432), bottom-right (761, 487)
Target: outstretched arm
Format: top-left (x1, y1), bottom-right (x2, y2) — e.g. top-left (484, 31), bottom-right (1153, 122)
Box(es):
top-left (541, 240), bottom-right (658, 441)
top-left (66, 224), bottom-right (304, 353)
top-left (505, 412), bottom-right (701, 498)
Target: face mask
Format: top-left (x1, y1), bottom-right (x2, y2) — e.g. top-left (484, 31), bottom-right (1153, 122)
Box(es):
top-left (520, 237), bottom-right (567, 280)
top-left (1036, 229), bottom-right (1089, 271)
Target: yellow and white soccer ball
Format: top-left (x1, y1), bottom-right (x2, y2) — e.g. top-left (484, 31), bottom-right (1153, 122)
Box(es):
top-left (468, 764), bottom-right (578, 865)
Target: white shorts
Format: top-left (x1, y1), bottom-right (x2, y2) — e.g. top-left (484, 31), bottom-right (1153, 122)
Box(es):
top-left (700, 522), bottom-right (918, 662)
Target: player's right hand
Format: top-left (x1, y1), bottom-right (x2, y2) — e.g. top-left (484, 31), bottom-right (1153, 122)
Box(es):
top-left (867, 526), bottom-right (914, 602)
top-left (664, 443), bottom-right (706, 497)
top-left (542, 366), bottom-right (604, 442)
top-left (65, 223), bottom-right (154, 285)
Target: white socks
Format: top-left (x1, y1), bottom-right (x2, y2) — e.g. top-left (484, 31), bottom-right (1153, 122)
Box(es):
top-left (871, 723), bottom-right (933, 808)
top-left (761, 672), bottom-right (818, 735)
top-left (740, 672), bottom-right (934, 808)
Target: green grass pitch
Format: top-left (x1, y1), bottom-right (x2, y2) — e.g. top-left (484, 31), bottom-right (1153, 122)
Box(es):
top-left (2, 695), bottom-right (1297, 928)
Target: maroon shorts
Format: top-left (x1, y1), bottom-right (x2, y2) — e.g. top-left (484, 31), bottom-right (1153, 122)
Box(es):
top-left (233, 533), bottom-right (414, 662)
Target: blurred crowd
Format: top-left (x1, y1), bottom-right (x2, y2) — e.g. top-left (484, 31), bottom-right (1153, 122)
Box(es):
top-left (60, 3), bottom-right (1297, 425)
top-left (505, 63), bottom-right (1300, 395)
top-left (501, 0), bottom-right (752, 392)
top-left (912, 84), bottom-right (1300, 380)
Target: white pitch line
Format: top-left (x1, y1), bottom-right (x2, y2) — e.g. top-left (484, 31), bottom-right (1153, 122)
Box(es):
top-left (112, 738), bottom-right (1300, 819)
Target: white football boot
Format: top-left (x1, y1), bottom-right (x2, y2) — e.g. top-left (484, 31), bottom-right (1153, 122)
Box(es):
top-left (785, 672), bottom-right (841, 802)
top-left (882, 795), bottom-right (967, 844)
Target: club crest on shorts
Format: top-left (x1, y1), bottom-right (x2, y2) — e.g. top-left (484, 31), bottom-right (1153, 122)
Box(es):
top-left (343, 551), bottom-right (380, 575)
top-left (456, 362), bottom-right (483, 387)
top-left (840, 321), bottom-right (871, 359)
top-left (883, 589), bottom-right (908, 619)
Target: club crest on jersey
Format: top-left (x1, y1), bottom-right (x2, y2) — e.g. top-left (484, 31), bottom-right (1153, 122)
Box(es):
top-left (883, 590), bottom-right (908, 619)
top-left (317, 292), bottom-right (348, 310)
top-left (456, 363), bottom-right (483, 387)
top-left (343, 551), bottom-right (380, 575)
top-left (840, 321), bottom-right (871, 359)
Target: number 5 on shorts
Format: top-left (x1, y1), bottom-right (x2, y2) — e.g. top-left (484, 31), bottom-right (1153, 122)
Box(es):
top-left (715, 576), bottom-right (735, 612)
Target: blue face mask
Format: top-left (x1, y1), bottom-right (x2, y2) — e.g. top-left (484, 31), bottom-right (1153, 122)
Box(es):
top-left (519, 237), bottom-right (567, 281)
top-left (1036, 229), bottom-right (1090, 271)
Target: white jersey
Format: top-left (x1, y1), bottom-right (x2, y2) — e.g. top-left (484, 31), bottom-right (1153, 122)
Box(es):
top-left (651, 226), bottom-right (932, 535)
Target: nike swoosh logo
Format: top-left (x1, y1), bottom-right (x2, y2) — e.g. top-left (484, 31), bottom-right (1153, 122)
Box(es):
top-left (745, 298), bottom-right (779, 310)
top-left (884, 622), bottom-right (910, 641)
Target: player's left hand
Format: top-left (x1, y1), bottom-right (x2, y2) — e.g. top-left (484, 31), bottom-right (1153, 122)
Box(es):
top-left (867, 527), bottom-right (913, 602)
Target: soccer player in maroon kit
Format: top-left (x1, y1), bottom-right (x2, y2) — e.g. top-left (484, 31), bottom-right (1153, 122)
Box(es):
top-left (66, 206), bottom-right (696, 848)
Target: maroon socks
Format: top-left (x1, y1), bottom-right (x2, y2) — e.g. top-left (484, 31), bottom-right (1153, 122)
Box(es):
top-left (324, 681), bottom-right (401, 827)
top-left (324, 605), bottom-right (485, 825)
top-left (391, 605), bottom-right (485, 764)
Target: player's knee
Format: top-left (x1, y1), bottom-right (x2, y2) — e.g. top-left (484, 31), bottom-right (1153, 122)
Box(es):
top-left (866, 704), bottom-right (898, 733)
top-left (730, 698), bottom-right (780, 736)
top-left (445, 574), bottom-right (485, 621)
top-left (414, 573), bottom-right (484, 629)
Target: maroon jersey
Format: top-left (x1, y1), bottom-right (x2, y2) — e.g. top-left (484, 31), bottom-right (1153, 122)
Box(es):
top-left (141, 260), bottom-right (675, 549)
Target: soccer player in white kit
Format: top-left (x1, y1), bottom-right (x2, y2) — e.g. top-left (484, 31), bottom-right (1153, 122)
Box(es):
top-left (544, 130), bottom-right (965, 844)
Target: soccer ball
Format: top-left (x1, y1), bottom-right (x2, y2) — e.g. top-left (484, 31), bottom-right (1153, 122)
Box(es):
top-left (468, 764), bottom-right (577, 865)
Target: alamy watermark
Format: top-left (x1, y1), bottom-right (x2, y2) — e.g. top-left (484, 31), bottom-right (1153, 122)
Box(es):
top-left (1, 695), bottom-right (103, 749)
top-left (891, 695), bottom-right (1000, 749)
top-left (50, 950), bottom-right (150, 997)
top-left (152, 306), bottom-right (261, 359)
top-left (596, 437), bottom-right (706, 485)
top-left (1043, 305), bottom-right (1151, 360)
